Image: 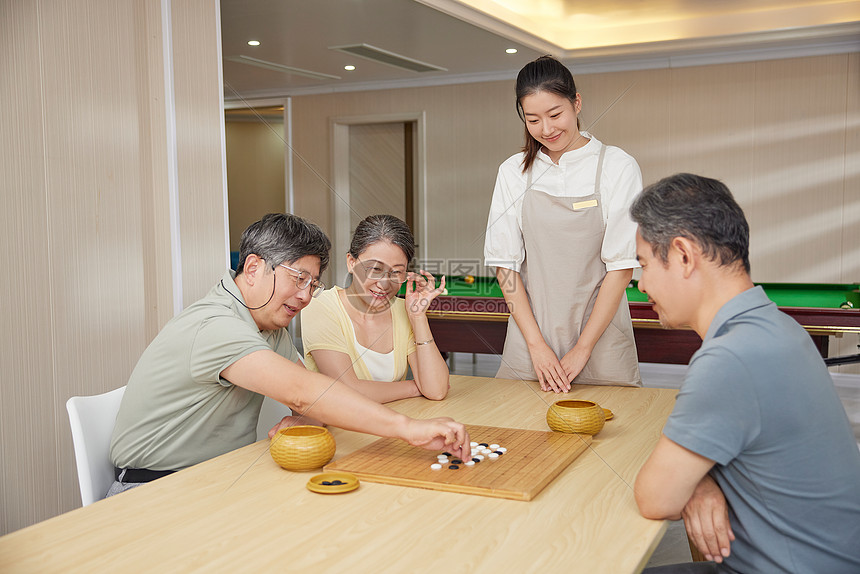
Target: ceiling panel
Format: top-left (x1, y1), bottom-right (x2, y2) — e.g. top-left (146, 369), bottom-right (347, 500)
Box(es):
top-left (221, 0), bottom-right (543, 100)
top-left (221, 0), bottom-right (860, 101)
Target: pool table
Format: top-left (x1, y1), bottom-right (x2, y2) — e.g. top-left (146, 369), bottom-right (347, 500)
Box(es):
top-left (416, 276), bottom-right (860, 365)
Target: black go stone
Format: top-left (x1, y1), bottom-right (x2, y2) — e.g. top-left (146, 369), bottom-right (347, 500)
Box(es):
top-left (321, 481), bottom-right (332, 485)
top-left (471, 458), bottom-right (480, 463)
top-left (442, 452), bottom-right (452, 456)
top-left (448, 465), bottom-right (460, 470)
top-left (452, 459), bottom-right (463, 464)
top-left (494, 451), bottom-right (504, 455)
top-left (478, 443), bottom-right (489, 447)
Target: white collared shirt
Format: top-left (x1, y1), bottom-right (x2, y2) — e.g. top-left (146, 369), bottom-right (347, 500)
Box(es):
top-left (484, 132), bottom-right (641, 273)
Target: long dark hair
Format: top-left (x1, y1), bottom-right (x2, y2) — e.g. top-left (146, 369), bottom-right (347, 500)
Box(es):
top-left (515, 56), bottom-right (580, 173)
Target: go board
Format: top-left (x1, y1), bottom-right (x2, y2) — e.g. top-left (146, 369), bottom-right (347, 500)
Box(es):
top-left (324, 425), bottom-right (591, 501)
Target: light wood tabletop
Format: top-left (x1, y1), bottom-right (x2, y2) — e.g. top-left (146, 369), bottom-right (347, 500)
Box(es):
top-left (0, 375), bottom-right (677, 573)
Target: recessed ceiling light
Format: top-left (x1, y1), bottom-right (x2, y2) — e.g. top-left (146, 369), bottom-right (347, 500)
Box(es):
top-left (344, 65), bottom-right (356, 71)
top-left (247, 40), bottom-right (260, 46)
top-left (506, 48), bottom-right (518, 54)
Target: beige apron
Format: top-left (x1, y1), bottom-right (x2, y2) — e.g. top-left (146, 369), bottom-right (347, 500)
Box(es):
top-left (495, 145), bottom-right (641, 386)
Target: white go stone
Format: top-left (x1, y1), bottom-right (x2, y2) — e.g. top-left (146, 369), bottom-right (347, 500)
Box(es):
top-left (475, 455), bottom-right (484, 461)
top-left (489, 444), bottom-right (500, 450)
top-left (497, 447), bottom-right (507, 453)
top-left (470, 442), bottom-right (478, 447)
top-left (431, 463), bottom-right (442, 470)
top-left (464, 460), bottom-right (475, 466)
top-left (488, 452), bottom-right (500, 459)
top-left (482, 448), bottom-right (492, 454)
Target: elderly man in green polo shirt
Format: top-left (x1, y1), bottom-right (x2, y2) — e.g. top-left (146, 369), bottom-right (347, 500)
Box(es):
top-left (108, 213), bottom-right (470, 495)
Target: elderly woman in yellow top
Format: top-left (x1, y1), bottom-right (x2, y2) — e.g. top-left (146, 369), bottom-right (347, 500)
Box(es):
top-left (300, 215), bottom-right (449, 402)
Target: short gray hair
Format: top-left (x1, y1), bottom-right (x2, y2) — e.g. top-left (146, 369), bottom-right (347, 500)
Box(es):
top-left (236, 213), bottom-right (331, 275)
top-left (348, 215), bottom-right (415, 263)
top-left (630, 173), bottom-right (750, 273)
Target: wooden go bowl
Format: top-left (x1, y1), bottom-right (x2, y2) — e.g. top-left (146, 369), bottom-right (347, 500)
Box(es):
top-left (546, 400), bottom-right (606, 435)
top-left (270, 425), bottom-right (336, 471)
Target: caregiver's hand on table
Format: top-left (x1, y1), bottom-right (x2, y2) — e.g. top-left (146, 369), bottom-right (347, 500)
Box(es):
top-left (529, 341), bottom-right (570, 393)
top-left (560, 344), bottom-right (591, 384)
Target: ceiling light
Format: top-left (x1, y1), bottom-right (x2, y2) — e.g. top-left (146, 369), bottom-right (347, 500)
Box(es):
top-left (247, 40), bottom-right (260, 46)
top-left (344, 65), bottom-right (356, 71)
top-left (506, 48), bottom-right (518, 54)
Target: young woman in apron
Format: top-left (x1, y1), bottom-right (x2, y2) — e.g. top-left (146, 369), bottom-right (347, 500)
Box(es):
top-left (484, 56), bottom-right (642, 392)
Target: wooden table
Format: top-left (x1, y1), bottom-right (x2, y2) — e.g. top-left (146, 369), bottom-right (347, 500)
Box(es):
top-left (0, 376), bottom-right (678, 573)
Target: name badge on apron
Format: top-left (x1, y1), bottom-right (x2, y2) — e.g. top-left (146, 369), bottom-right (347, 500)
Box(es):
top-left (572, 199), bottom-right (598, 210)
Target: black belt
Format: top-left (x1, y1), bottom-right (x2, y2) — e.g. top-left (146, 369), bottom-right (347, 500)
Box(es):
top-left (114, 466), bottom-right (176, 483)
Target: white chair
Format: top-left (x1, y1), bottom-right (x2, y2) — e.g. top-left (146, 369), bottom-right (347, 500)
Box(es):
top-left (256, 395), bottom-right (293, 442)
top-left (66, 386), bottom-right (126, 506)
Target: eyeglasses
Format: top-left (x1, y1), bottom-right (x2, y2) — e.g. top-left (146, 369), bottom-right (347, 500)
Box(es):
top-left (277, 263), bottom-right (325, 297)
top-left (355, 257), bottom-right (408, 284)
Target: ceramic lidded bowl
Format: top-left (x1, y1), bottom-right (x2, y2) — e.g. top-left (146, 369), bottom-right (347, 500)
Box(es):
top-left (270, 425), bottom-right (336, 471)
top-left (546, 400), bottom-right (606, 435)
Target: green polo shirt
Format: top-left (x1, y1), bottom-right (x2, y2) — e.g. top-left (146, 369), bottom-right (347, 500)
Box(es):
top-left (110, 270), bottom-right (300, 470)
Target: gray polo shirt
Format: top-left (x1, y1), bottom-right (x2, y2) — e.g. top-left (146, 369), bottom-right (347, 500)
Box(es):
top-left (664, 286), bottom-right (860, 573)
top-left (110, 270), bottom-right (300, 471)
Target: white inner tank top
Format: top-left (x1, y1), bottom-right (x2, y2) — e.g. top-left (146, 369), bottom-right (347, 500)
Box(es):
top-left (352, 331), bottom-right (396, 382)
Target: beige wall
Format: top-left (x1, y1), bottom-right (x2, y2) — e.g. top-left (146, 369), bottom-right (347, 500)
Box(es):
top-left (291, 52), bottom-right (859, 369)
top-left (348, 122), bottom-right (407, 231)
top-left (0, 0), bottom-right (227, 534)
top-left (225, 118), bottom-right (286, 251)
top-left (292, 81), bottom-right (522, 281)
top-left (293, 53), bottom-right (859, 282)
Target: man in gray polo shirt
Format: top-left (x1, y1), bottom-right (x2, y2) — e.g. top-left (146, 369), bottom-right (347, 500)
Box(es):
top-left (109, 214), bottom-right (470, 495)
top-left (631, 174), bottom-right (860, 573)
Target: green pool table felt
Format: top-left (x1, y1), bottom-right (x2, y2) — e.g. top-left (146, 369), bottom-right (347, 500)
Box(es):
top-left (409, 276), bottom-right (859, 309)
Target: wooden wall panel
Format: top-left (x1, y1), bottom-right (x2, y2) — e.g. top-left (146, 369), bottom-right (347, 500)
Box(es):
top-left (0, 0), bottom-right (226, 535)
top-left (576, 67), bottom-right (673, 186)
top-left (134, 0), bottom-right (175, 341)
top-left (667, 62), bottom-right (757, 187)
top-left (0, 0), bottom-right (55, 535)
top-left (843, 52), bottom-right (860, 284)
top-left (445, 81), bottom-right (519, 270)
top-left (41, 0), bottom-right (152, 521)
top-left (750, 55), bottom-right (848, 282)
top-left (834, 53), bottom-right (860, 373)
top-left (172, 0), bottom-right (229, 303)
